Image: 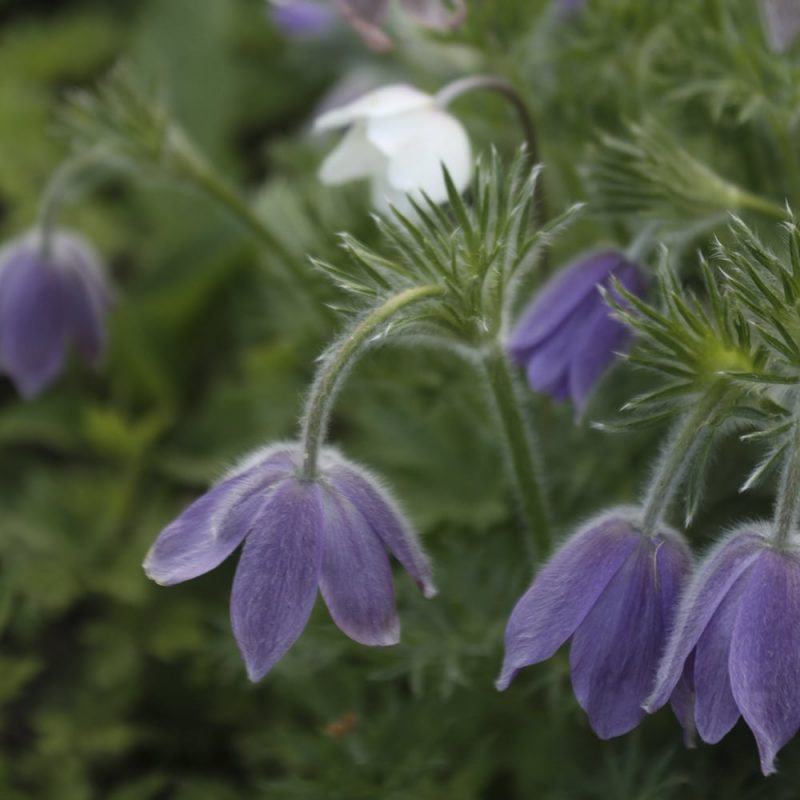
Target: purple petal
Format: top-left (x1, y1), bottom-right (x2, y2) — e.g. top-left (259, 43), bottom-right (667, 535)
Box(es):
top-left (0, 247), bottom-right (68, 397)
top-left (497, 516), bottom-right (639, 690)
top-left (569, 539), bottom-right (666, 739)
top-left (693, 569), bottom-right (749, 744)
top-left (328, 458), bottom-right (436, 598)
top-left (58, 238), bottom-right (112, 366)
top-left (508, 251), bottom-right (628, 354)
top-left (270, 0), bottom-right (338, 37)
top-left (230, 478), bottom-right (323, 681)
top-left (655, 534), bottom-right (696, 743)
top-left (143, 462), bottom-right (290, 586)
top-left (729, 549), bottom-right (800, 775)
top-left (645, 531), bottom-right (764, 713)
top-left (318, 485), bottom-right (399, 646)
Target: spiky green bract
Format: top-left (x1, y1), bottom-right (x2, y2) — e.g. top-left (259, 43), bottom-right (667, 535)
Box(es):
top-left (313, 150), bottom-right (582, 348)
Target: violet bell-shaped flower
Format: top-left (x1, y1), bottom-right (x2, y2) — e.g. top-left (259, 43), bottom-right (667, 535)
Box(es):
top-left (507, 249), bottom-right (646, 414)
top-left (0, 229), bottom-right (112, 398)
top-left (315, 84), bottom-right (472, 214)
top-left (645, 527), bottom-right (800, 775)
top-left (497, 510), bottom-right (692, 739)
top-left (144, 443), bottom-right (436, 681)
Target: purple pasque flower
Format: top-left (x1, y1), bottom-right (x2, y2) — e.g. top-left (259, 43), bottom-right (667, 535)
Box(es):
top-left (335, 0), bottom-right (466, 51)
top-left (144, 443), bottom-right (436, 681)
top-left (645, 527), bottom-right (800, 775)
top-left (268, 0), bottom-right (338, 38)
top-left (0, 229), bottom-right (112, 398)
top-left (507, 250), bottom-right (646, 415)
top-left (497, 509), bottom-right (692, 739)
top-left (759, 0), bottom-right (800, 53)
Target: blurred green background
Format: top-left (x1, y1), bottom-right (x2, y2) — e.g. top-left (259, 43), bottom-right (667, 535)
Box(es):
top-left (0, 0), bottom-right (797, 797)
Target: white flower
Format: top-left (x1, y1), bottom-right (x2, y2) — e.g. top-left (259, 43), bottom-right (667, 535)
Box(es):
top-left (314, 84), bottom-right (472, 213)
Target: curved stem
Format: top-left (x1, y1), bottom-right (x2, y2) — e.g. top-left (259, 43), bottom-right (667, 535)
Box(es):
top-left (772, 391), bottom-right (800, 547)
top-left (37, 147), bottom-right (111, 255)
top-left (300, 285), bottom-right (444, 480)
top-left (480, 343), bottom-right (550, 560)
top-left (640, 387), bottom-right (723, 535)
top-left (435, 75), bottom-right (546, 228)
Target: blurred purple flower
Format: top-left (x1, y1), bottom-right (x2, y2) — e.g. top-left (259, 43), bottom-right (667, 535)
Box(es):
top-left (759, 0), bottom-right (800, 53)
top-left (0, 229), bottom-right (112, 398)
top-left (554, 0), bottom-right (584, 16)
top-left (144, 444), bottom-right (436, 681)
top-left (269, 0), bottom-right (338, 38)
top-left (507, 250), bottom-right (645, 414)
top-left (646, 528), bottom-right (800, 775)
top-left (497, 511), bottom-right (692, 739)
top-left (335, 0), bottom-right (466, 51)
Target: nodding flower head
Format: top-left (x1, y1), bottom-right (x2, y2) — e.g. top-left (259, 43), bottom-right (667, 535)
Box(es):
top-left (268, 0), bottom-right (338, 38)
top-left (507, 250), bottom-right (645, 415)
top-left (314, 83), bottom-right (472, 214)
top-left (646, 527), bottom-right (800, 775)
top-left (144, 443), bottom-right (436, 682)
top-left (0, 229), bottom-right (112, 398)
top-left (497, 510), bottom-right (692, 740)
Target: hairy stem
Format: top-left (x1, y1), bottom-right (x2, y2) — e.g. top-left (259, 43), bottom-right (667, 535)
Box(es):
top-left (480, 344), bottom-right (550, 559)
top-left (640, 387), bottom-right (723, 535)
top-left (300, 285), bottom-right (445, 480)
top-left (772, 391), bottom-right (800, 548)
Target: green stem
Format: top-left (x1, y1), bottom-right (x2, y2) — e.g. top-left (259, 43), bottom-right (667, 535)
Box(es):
top-left (772, 391), bottom-right (800, 548)
top-left (37, 147), bottom-right (110, 255)
top-left (480, 343), bottom-right (550, 558)
top-left (167, 132), bottom-right (302, 288)
top-left (299, 285), bottom-right (444, 480)
top-left (640, 387), bottom-right (723, 535)
top-left (738, 189), bottom-right (789, 222)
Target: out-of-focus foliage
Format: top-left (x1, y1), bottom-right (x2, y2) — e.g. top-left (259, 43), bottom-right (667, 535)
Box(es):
top-left (2, 0), bottom-right (800, 797)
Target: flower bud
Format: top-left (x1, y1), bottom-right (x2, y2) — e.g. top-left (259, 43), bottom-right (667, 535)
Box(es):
top-left (0, 229), bottom-right (112, 398)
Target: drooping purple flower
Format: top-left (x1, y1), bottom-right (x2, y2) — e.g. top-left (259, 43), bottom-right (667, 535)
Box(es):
top-left (497, 510), bottom-right (692, 739)
top-left (507, 250), bottom-right (646, 414)
top-left (335, 0), bottom-right (466, 51)
top-left (0, 229), bottom-right (112, 398)
top-left (645, 527), bottom-right (800, 775)
top-left (268, 0), bottom-right (338, 38)
top-left (144, 443), bottom-right (436, 681)
top-left (759, 0), bottom-right (800, 53)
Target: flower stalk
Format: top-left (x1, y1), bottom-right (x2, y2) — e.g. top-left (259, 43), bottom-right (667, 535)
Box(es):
top-left (640, 385), bottom-right (725, 536)
top-left (772, 390), bottom-right (800, 548)
top-left (300, 285), bottom-right (445, 480)
top-left (480, 343), bottom-right (550, 559)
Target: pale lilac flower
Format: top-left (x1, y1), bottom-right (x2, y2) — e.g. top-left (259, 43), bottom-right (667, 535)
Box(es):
top-left (759, 0), bottom-right (800, 53)
top-left (646, 527), bottom-right (800, 775)
top-left (144, 444), bottom-right (436, 681)
top-left (507, 250), bottom-right (645, 414)
top-left (497, 511), bottom-right (692, 739)
top-left (315, 83), bottom-right (472, 214)
top-left (0, 229), bottom-right (112, 398)
top-left (268, 0), bottom-right (338, 38)
top-left (335, 0), bottom-right (466, 51)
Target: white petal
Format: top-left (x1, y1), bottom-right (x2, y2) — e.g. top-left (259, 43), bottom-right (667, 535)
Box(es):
top-left (369, 174), bottom-right (414, 215)
top-left (381, 109), bottom-right (472, 203)
top-left (318, 122), bottom-right (386, 185)
top-left (313, 84), bottom-right (432, 131)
